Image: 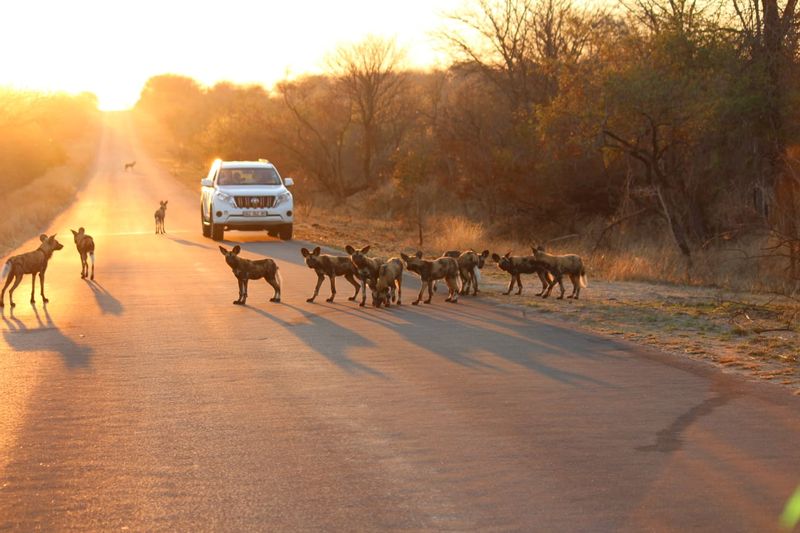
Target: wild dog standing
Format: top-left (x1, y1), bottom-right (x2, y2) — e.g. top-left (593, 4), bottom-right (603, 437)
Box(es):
top-left (454, 250), bottom-right (490, 295)
top-left (1, 234), bottom-right (64, 307)
top-left (345, 244), bottom-right (385, 307)
top-left (371, 257), bottom-right (403, 308)
top-left (532, 246), bottom-right (588, 299)
top-left (491, 251), bottom-right (553, 296)
top-left (300, 246), bottom-right (360, 303)
top-left (219, 245), bottom-right (281, 305)
top-left (124, 161), bottom-right (136, 171)
top-left (401, 251), bottom-right (460, 305)
top-left (71, 227), bottom-right (95, 280)
top-left (154, 200), bottom-right (168, 234)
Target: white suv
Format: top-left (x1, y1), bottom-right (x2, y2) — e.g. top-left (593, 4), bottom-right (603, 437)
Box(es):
top-left (201, 159), bottom-right (294, 241)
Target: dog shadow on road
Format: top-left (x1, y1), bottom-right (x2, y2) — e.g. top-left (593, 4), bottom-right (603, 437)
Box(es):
top-left (168, 236), bottom-right (214, 250)
top-left (243, 302), bottom-right (387, 379)
top-left (1, 304), bottom-right (92, 369)
top-left (85, 280), bottom-right (124, 316)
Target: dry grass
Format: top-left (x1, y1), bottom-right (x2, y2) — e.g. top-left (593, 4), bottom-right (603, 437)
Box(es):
top-left (0, 136), bottom-right (100, 258)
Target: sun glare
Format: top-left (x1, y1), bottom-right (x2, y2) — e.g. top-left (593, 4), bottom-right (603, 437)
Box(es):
top-left (0, 0), bottom-right (460, 110)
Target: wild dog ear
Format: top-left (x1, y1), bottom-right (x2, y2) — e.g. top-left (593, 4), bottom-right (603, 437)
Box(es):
top-left (312, 246), bottom-right (321, 256)
top-left (40, 234), bottom-right (48, 242)
top-left (491, 253), bottom-right (501, 262)
top-left (232, 245), bottom-right (241, 255)
top-left (219, 246), bottom-right (229, 256)
top-left (360, 245), bottom-right (371, 254)
top-left (71, 229), bottom-right (78, 236)
top-left (300, 247), bottom-right (310, 257)
top-left (504, 251), bottom-right (511, 258)
top-left (415, 250), bottom-right (423, 259)
top-left (400, 253), bottom-right (410, 262)
top-left (164, 200), bottom-right (168, 205)
top-left (345, 245), bottom-right (356, 255)
top-left (49, 234), bottom-right (57, 242)
top-left (482, 250), bottom-right (490, 257)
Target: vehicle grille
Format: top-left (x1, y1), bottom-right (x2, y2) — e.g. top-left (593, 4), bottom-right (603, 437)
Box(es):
top-left (234, 196), bottom-right (275, 208)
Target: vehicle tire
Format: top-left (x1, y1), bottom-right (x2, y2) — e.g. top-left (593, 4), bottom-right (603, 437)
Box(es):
top-left (278, 224), bottom-right (293, 241)
top-left (201, 205), bottom-right (211, 238)
top-left (267, 229), bottom-right (278, 238)
top-left (210, 211), bottom-right (224, 241)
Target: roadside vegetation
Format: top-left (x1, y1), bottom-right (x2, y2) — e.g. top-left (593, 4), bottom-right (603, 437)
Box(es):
top-left (0, 89), bottom-right (101, 256)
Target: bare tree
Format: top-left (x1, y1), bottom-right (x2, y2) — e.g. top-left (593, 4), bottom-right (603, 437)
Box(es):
top-left (328, 36), bottom-right (409, 187)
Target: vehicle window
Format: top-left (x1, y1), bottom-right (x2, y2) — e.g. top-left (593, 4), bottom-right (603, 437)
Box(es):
top-left (217, 168), bottom-right (280, 185)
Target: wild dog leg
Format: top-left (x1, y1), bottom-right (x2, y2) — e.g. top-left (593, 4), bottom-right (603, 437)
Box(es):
top-left (326, 275), bottom-right (337, 303)
top-left (39, 270), bottom-right (49, 303)
top-left (424, 280), bottom-right (434, 304)
top-left (503, 274), bottom-right (516, 295)
top-left (1, 269), bottom-right (16, 307)
top-left (536, 271), bottom-right (549, 296)
top-left (413, 282), bottom-right (426, 305)
top-left (241, 278), bottom-right (249, 304)
top-left (359, 276), bottom-right (368, 307)
top-left (30, 273), bottom-right (37, 303)
top-left (266, 276), bottom-right (281, 303)
top-left (515, 273), bottom-right (523, 295)
top-left (8, 273), bottom-right (23, 307)
top-left (395, 278), bottom-right (402, 305)
top-left (345, 273), bottom-right (360, 302)
top-left (234, 277), bottom-right (244, 304)
top-left (307, 273), bottom-right (325, 303)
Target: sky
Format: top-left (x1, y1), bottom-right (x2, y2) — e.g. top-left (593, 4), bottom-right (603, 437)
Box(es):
top-left (0, 0), bottom-right (462, 110)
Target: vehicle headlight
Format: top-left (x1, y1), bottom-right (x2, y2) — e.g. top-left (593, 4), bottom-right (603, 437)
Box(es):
top-left (274, 191), bottom-right (292, 208)
top-left (215, 191), bottom-right (232, 203)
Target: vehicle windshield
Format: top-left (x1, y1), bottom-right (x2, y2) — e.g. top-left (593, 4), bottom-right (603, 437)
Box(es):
top-left (217, 167), bottom-right (281, 186)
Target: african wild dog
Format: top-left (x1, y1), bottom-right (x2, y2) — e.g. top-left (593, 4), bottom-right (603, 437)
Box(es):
top-left (154, 200), bottom-right (168, 234)
top-left (71, 227), bottom-right (95, 280)
top-left (301, 246), bottom-right (360, 303)
top-left (124, 161), bottom-right (136, 171)
top-left (1, 234), bottom-right (64, 307)
top-left (532, 246), bottom-right (587, 299)
top-left (219, 245), bottom-right (281, 305)
top-left (454, 250), bottom-right (490, 295)
top-left (371, 257), bottom-right (403, 308)
top-left (345, 244), bottom-right (385, 307)
top-left (401, 251), bottom-right (460, 305)
top-left (491, 251), bottom-right (554, 296)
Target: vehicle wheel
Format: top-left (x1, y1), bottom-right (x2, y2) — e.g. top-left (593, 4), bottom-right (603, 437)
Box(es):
top-left (278, 224), bottom-right (293, 241)
top-left (201, 206), bottom-right (211, 238)
top-left (267, 229), bottom-right (278, 238)
top-left (211, 215), bottom-right (224, 241)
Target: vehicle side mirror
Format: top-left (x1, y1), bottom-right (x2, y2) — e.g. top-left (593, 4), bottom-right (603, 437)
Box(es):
top-left (201, 178), bottom-right (213, 187)
top-left (284, 177), bottom-right (294, 187)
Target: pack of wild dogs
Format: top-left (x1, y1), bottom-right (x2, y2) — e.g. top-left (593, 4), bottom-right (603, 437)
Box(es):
top-left (0, 199), bottom-right (169, 308)
top-left (1, 193), bottom-right (587, 308)
top-left (217, 243), bottom-right (588, 308)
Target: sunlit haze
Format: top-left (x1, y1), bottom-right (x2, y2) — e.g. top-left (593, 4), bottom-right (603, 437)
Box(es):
top-left (0, 0), bottom-right (461, 110)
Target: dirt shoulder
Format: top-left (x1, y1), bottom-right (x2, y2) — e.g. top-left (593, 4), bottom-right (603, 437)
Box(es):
top-left (293, 215), bottom-right (800, 394)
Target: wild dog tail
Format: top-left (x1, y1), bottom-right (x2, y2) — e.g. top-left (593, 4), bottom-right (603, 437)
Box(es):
top-left (90, 251), bottom-right (95, 266)
top-left (580, 267), bottom-right (588, 288)
top-left (473, 265), bottom-right (481, 283)
top-left (1, 260), bottom-right (9, 279)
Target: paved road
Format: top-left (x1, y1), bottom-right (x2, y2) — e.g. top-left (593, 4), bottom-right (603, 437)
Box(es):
top-left (1, 115), bottom-right (799, 531)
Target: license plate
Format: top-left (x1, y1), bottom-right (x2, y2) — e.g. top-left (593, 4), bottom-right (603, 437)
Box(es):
top-left (244, 210), bottom-right (267, 217)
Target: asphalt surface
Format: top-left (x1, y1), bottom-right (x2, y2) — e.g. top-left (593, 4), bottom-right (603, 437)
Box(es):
top-left (1, 115), bottom-right (800, 532)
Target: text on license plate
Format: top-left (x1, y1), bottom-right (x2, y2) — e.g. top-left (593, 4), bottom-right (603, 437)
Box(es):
top-left (244, 210), bottom-right (267, 217)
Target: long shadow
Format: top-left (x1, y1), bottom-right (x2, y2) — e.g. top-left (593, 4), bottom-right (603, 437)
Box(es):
top-left (231, 240), bottom-right (617, 386)
top-left (168, 236), bottom-right (213, 250)
top-left (244, 302), bottom-right (388, 379)
top-left (636, 387), bottom-right (741, 453)
top-left (1, 304), bottom-right (92, 369)
top-left (84, 280), bottom-right (124, 315)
